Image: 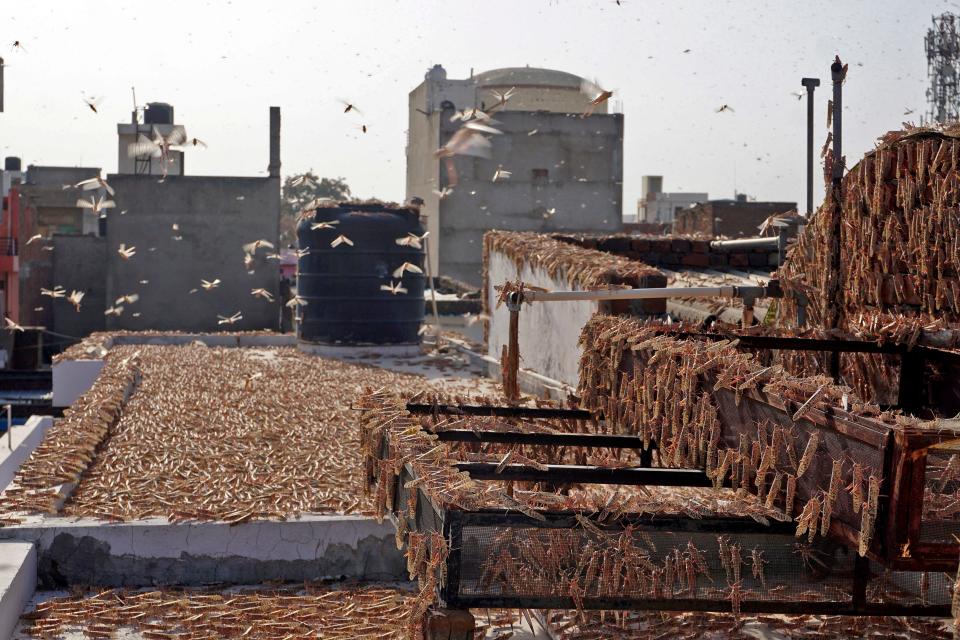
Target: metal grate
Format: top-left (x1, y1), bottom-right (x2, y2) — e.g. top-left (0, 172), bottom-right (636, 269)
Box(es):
top-left (920, 452), bottom-right (960, 544)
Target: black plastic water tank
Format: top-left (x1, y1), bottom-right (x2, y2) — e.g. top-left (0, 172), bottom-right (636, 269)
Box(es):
top-left (4, 156), bottom-right (21, 171)
top-left (296, 202), bottom-right (425, 344)
top-left (144, 102), bottom-right (174, 125)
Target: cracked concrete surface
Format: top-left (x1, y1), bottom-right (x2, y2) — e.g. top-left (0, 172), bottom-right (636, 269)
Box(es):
top-left (0, 515), bottom-right (405, 588)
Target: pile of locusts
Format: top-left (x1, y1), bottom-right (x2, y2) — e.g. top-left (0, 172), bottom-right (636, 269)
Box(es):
top-left (483, 231), bottom-right (661, 293)
top-left (359, 390), bottom-right (791, 638)
top-left (359, 376), bottom-right (956, 636)
top-left (2, 342), bottom-right (440, 524)
top-left (779, 125), bottom-right (960, 337)
top-left (16, 586), bottom-right (413, 639)
top-left (0, 351), bottom-right (139, 522)
top-left (579, 315), bottom-right (906, 558)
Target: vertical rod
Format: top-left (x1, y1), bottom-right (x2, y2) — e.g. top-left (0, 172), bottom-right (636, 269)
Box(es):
top-left (6, 404), bottom-right (11, 451)
top-left (801, 78), bottom-right (820, 216)
top-left (423, 235), bottom-right (442, 345)
top-left (828, 58), bottom-right (846, 381)
top-left (504, 296), bottom-right (521, 402)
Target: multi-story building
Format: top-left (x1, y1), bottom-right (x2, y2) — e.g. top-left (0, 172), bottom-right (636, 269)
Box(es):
top-left (406, 65), bottom-right (624, 285)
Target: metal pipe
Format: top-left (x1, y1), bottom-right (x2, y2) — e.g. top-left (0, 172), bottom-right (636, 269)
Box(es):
top-left (828, 57), bottom-right (846, 379)
top-left (709, 236), bottom-right (780, 251)
top-left (520, 285), bottom-right (739, 303)
top-left (831, 61), bottom-right (844, 182)
top-left (422, 234), bottom-right (442, 345)
top-left (6, 404), bottom-right (11, 451)
top-left (504, 301), bottom-right (520, 401)
top-left (455, 462), bottom-right (712, 487)
top-left (801, 77), bottom-right (820, 216)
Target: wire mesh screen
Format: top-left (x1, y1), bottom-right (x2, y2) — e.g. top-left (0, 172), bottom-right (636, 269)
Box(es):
top-left (867, 561), bottom-right (952, 607)
top-left (455, 522), bottom-right (853, 606)
top-left (713, 389), bottom-right (887, 549)
top-left (920, 451), bottom-right (960, 544)
top-left (444, 515), bottom-right (952, 614)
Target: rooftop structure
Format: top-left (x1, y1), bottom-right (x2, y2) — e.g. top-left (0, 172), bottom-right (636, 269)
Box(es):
top-left (636, 175), bottom-right (708, 224)
top-left (406, 64), bottom-right (624, 286)
top-left (673, 194), bottom-right (797, 238)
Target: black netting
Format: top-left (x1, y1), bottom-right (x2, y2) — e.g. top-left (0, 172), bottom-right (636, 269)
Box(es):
top-left (920, 452), bottom-right (960, 544)
top-left (867, 561), bottom-right (952, 607)
top-left (457, 523), bottom-right (855, 605)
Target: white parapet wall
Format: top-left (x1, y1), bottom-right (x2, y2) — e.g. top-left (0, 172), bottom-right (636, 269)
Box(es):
top-left (0, 416), bottom-right (54, 494)
top-left (0, 515), bottom-right (405, 587)
top-left (52, 359), bottom-right (105, 407)
top-left (487, 250), bottom-right (598, 388)
top-left (0, 542), bottom-right (36, 640)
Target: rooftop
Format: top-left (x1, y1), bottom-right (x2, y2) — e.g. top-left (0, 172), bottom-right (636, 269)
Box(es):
top-left (473, 66), bottom-right (586, 89)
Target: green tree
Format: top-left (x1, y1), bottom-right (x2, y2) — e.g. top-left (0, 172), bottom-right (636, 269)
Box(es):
top-left (280, 172), bottom-right (351, 245)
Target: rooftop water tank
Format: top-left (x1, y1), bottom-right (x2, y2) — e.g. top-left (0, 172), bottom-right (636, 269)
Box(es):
top-left (4, 157), bottom-right (21, 171)
top-left (296, 202), bottom-right (425, 345)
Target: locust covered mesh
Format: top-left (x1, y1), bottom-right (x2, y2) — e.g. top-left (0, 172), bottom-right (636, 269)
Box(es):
top-left (866, 561), bottom-right (952, 607)
top-left (919, 451), bottom-right (960, 544)
top-left (455, 524), bottom-right (856, 605)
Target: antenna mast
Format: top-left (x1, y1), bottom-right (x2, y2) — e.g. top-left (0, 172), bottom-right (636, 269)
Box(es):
top-left (925, 13), bottom-right (960, 124)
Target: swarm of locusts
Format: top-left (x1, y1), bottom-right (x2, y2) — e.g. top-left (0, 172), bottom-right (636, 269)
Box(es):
top-left (775, 125), bottom-right (960, 402)
top-left (578, 315), bottom-right (919, 559)
top-left (779, 125), bottom-right (960, 335)
top-left (360, 382), bottom-right (954, 633)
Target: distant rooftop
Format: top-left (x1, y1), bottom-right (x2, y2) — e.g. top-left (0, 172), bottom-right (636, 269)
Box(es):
top-left (473, 66), bottom-right (585, 89)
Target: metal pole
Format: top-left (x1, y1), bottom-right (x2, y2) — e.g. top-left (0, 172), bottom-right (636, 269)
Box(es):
top-left (828, 57), bottom-right (846, 380)
top-left (422, 235), bottom-right (443, 346)
top-left (6, 404), bottom-right (11, 451)
top-left (503, 295), bottom-right (521, 402)
top-left (801, 77), bottom-right (820, 216)
top-left (521, 285), bottom-right (744, 303)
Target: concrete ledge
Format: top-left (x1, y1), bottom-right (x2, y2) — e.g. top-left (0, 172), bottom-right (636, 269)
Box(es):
top-left (109, 334), bottom-right (296, 348)
top-left (0, 515), bottom-right (404, 588)
top-left (298, 342), bottom-right (422, 358)
top-left (0, 417), bottom-right (54, 493)
top-left (52, 360), bottom-right (105, 407)
top-left (0, 542), bottom-right (36, 640)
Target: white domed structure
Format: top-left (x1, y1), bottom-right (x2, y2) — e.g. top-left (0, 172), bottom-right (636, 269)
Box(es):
top-left (473, 66), bottom-right (601, 114)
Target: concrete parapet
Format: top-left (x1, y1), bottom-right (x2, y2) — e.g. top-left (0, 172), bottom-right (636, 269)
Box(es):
top-left (0, 515), bottom-right (405, 588)
top-left (0, 542), bottom-right (36, 640)
top-left (0, 417), bottom-right (54, 494)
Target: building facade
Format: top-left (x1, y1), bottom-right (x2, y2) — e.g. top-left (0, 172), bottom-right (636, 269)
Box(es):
top-left (673, 194), bottom-right (797, 237)
top-left (2, 105), bottom-right (282, 352)
top-left (635, 175), bottom-right (707, 225)
top-left (406, 65), bottom-right (624, 286)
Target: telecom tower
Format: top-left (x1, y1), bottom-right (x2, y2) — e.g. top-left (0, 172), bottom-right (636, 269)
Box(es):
top-left (926, 13), bottom-right (960, 124)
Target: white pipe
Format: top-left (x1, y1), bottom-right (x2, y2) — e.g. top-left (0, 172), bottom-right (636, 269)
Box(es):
top-left (521, 286), bottom-right (738, 303)
top-left (710, 237), bottom-right (780, 251)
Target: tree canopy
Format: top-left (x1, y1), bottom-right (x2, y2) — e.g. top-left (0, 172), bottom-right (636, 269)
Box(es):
top-left (280, 172), bottom-right (351, 245)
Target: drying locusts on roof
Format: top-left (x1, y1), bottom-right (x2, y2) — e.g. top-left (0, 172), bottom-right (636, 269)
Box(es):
top-left (14, 586), bottom-right (415, 639)
top-left (1, 341), bottom-right (490, 525)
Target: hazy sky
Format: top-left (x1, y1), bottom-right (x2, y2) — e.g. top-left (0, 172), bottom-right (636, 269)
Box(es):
top-left (0, 0), bottom-right (952, 217)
